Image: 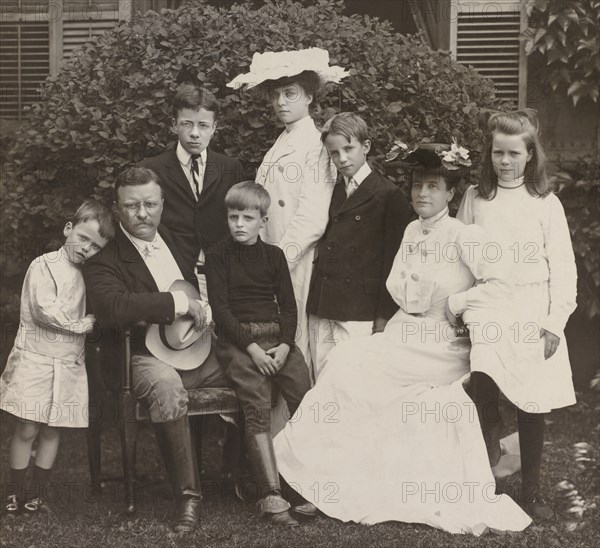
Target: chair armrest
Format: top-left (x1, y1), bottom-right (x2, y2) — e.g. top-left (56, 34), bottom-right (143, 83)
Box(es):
top-left (121, 327), bottom-right (133, 394)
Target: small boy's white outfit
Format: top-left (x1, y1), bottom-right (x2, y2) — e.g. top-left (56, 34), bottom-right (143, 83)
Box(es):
top-left (0, 250), bottom-right (92, 427)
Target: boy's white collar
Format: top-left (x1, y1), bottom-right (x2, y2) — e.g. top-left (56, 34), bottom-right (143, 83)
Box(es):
top-left (344, 162), bottom-right (371, 186)
top-left (176, 142), bottom-right (207, 165)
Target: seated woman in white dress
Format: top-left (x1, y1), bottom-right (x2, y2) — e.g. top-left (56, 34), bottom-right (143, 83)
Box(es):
top-left (273, 146), bottom-right (532, 535)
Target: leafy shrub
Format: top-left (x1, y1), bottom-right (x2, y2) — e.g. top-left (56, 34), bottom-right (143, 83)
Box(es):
top-left (522, 0), bottom-right (599, 105)
top-left (551, 155), bottom-right (600, 318)
top-left (1, 0), bottom-right (505, 278)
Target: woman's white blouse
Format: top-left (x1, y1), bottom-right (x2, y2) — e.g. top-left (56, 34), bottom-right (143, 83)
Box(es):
top-left (387, 210), bottom-right (510, 324)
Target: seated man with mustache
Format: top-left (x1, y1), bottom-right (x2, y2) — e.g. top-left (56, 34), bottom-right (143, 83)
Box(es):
top-left (83, 166), bottom-right (230, 533)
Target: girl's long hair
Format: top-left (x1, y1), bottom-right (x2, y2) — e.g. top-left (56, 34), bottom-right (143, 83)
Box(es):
top-left (478, 109), bottom-right (550, 199)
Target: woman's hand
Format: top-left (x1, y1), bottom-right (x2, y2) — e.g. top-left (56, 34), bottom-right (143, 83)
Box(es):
top-left (540, 328), bottom-right (560, 360)
top-left (247, 343), bottom-right (278, 376)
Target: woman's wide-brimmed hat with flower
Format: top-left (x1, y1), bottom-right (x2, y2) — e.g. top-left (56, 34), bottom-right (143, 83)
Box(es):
top-left (227, 47), bottom-right (349, 90)
top-left (386, 139), bottom-right (472, 171)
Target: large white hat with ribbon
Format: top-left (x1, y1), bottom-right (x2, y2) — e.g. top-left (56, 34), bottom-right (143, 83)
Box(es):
top-left (227, 47), bottom-right (349, 90)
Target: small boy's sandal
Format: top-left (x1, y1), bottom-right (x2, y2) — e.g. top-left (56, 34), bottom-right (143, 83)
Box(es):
top-left (522, 495), bottom-right (555, 521)
top-left (23, 498), bottom-right (51, 515)
top-left (292, 501), bottom-right (319, 518)
top-left (3, 494), bottom-right (20, 519)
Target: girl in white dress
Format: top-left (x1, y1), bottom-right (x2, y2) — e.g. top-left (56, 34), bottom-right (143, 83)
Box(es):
top-left (0, 200), bottom-right (114, 517)
top-left (458, 110), bottom-right (577, 521)
top-left (228, 48), bottom-right (348, 372)
top-left (273, 149), bottom-right (532, 535)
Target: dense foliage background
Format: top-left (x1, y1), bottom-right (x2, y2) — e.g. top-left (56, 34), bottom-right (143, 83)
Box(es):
top-left (0, 0), bottom-right (597, 318)
top-left (1, 0), bottom-right (503, 275)
top-left (522, 0), bottom-right (600, 105)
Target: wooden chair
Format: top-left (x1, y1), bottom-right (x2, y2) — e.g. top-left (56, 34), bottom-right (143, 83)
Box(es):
top-left (86, 328), bottom-right (242, 513)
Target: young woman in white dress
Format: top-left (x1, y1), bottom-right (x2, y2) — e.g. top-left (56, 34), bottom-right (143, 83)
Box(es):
top-left (273, 148), bottom-right (532, 535)
top-left (228, 48), bottom-right (348, 372)
top-left (458, 110), bottom-right (577, 520)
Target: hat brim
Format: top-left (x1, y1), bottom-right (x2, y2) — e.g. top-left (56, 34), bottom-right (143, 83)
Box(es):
top-left (146, 321), bottom-right (212, 371)
top-left (227, 67), bottom-right (348, 90)
top-left (226, 48), bottom-right (349, 90)
top-left (145, 279), bottom-right (212, 371)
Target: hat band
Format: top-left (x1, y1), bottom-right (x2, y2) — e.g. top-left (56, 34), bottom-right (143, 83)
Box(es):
top-left (159, 325), bottom-right (199, 352)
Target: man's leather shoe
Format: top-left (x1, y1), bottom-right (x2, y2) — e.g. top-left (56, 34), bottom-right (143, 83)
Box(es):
top-left (174, 495), bottom-right (201, 533)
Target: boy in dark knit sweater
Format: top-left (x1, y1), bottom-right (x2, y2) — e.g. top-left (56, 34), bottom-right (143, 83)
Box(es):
top-left (205, 181), bottom-right (311, 527)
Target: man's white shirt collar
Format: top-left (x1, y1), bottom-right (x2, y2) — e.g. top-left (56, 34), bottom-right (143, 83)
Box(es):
top-left (121, 223), bottom-right (162, 256)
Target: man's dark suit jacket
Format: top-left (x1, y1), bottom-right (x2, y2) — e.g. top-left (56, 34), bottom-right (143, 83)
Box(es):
top-left (82, 225), bottom-right (196, 357)
top-left (139, 147), bottom-right (246, 272)
top-left (306, 170), bottom-right (411, 322)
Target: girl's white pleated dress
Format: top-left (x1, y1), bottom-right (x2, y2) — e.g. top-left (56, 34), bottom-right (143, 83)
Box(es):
top-left (458, 183), bottom-right (577, 412)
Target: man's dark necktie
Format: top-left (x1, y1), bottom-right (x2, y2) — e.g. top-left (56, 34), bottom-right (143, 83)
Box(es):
top-left (191, 154), bottom-right (201, 200)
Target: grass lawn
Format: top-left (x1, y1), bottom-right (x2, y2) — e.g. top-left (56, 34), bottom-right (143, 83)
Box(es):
top-left (1, 390), bottom-right (598, 548)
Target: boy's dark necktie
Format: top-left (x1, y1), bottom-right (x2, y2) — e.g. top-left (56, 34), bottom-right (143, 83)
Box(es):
top-left (191, 154), bottom-right (201, 199)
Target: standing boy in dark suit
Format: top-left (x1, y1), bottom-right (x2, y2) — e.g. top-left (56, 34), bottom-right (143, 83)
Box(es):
top-left (139, 84), bottom-right (246, 297)
top-left (307, 113), bottom-right (411, 378)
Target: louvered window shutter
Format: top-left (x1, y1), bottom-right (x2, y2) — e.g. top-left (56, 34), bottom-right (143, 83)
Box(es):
top-left (62, 1), bottom-right (120, 59)
top-left (1, 1), bottom-right (130, 120)
top-left (450, 1), bottom-right (527, 107)
top-left (1, 1), bottom-right (51, 120)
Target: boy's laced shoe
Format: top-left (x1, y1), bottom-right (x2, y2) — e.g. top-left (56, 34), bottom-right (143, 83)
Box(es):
top-left (23, 497), bottom-right (51, 516)
top-left (292, 501), bottom-right (319, 519)
top-left (2, 494), bottom-right (20, 519)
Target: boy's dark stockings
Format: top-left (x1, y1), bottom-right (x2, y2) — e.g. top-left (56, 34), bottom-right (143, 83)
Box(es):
top-left (31, 465), bottom-right (52, 500)
top-left (8, 467), bottom-right (28, 500)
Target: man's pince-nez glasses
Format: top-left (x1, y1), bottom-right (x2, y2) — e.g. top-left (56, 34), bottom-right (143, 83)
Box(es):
top-left (123, 201), bottom-right (161, 213)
